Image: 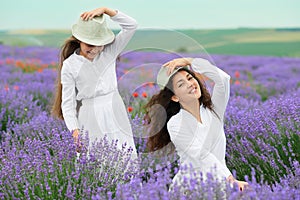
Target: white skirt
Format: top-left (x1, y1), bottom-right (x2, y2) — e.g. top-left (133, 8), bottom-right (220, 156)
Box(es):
top-left (78, 90), bottom-right (137, 154)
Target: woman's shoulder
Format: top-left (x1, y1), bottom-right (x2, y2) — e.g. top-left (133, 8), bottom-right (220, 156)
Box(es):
top-left (62, 54), bottom-right (84, 75)
top-left (66, 51), bottom-right (88, 65)
top-left (64, 53), bottom-right (82, 65)
top-left (167, 110), bottom-right (197, 138)
top-left (167, 110), bottom-right (184, 128)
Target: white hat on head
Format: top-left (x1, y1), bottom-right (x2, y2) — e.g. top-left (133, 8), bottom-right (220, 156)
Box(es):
top-left (72, 15), bottom-right (115, 46)
top-left (156, 65), bottom-right (191, 90)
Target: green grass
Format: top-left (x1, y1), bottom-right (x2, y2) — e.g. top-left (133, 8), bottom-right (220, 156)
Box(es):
top-left (204, 41), bottom-right (300, 57)
top-left (1, 28), bottom-right (300, 57)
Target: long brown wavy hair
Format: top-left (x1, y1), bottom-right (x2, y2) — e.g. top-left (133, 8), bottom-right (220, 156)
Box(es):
top-left (51, 36), bottom-right (80, 119)
top-left (144, 68), bottom-right (218, 152)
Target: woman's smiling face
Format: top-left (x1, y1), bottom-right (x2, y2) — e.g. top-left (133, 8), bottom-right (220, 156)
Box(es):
top-left (79, 42), bottom-right (104, 61)
top-left (171, 70), bottom-right (201, 103)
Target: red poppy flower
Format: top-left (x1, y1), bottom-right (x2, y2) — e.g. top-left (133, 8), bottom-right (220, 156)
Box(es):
top-left (4, 84), bottom-right (9, 91)
top-left (235, 80), bottom-right (241, 85)
top-left (127, 107), bottom-right (133, 112)
top-left (234, 71), bottom-right (240, 79)
top-left (13, 85), bottom-right (19, 91)
top-left (142, 92), bottom-right (147, 98)
top-left (132, 92), bottom-right (139, 98)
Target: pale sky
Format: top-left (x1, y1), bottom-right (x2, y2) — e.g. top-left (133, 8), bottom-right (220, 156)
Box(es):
top-left (1, 0), bottom-right (299, 30)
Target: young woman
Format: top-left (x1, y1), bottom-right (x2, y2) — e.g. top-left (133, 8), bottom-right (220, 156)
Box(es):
top-left (145, 57), bottom-right (248, 190)
top-left (51, 7), bottom-right (137, 155)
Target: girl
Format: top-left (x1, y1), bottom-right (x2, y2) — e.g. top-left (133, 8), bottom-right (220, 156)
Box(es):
top-left (145, 57), bottom-right (248, 190)
top-left (51, 7), bottom-right (137, 155)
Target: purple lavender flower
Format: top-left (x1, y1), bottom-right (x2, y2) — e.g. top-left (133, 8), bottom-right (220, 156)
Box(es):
top-left (1, 45), bottom-right (300, 199)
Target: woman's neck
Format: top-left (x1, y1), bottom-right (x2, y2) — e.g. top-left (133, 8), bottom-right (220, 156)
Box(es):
top-left (181, 100), bottom-right (202, 123)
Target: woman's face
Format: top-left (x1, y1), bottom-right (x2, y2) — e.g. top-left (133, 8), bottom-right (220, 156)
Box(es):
top-left (79, 42), bottom-right (104, 61)
top-left (171, 70), bottom-right (201, 103)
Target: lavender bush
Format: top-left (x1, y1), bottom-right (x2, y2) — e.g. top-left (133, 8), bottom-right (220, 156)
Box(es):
top-left (0, 90), bottom-right (42, 133)
top-left (0, 45), bottom-right (299, 199)
top-left (225, 90), bottom-right (300, 184)
top-left (0, 121), bottom-right (138, 199)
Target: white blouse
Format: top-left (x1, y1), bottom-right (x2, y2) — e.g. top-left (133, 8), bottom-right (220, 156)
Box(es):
top-left (61, 11), bottom-right (137, 131)
top-left (167, 58), bottom-right (232, 180)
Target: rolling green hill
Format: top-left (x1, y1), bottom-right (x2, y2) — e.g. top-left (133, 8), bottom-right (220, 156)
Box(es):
top-left (0, 28), bottom-right (299, 57)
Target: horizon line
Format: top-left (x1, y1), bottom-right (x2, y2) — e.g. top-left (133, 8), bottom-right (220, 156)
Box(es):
top-left (1, 27), bottom-right (300, 33)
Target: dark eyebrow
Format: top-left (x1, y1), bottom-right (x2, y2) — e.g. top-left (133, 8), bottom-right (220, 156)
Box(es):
top-left (176, 73), bottom-right (191, 85)
top-left (176, 79), bottom-right (184, 85)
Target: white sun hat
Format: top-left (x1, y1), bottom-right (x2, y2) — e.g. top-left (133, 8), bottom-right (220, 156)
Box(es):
top-left (72, 15), bottom-right (115, 46)
top-left (156, 65), bottom-right (191, 89)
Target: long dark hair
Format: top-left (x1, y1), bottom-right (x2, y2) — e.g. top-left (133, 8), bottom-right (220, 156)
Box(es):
top-left (144, 68), bottom-right (217, 152)
top-left (51, 36), bottom-right (80, 119)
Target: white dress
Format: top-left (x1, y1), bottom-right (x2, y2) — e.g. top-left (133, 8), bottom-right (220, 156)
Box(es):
top-left (167, 58), bottom-right (232, 184)
top-left (60, 11), bottom-right (137, 153)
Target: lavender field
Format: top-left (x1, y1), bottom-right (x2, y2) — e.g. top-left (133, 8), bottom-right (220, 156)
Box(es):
top-left (0, 44), bottom-right (299, 199)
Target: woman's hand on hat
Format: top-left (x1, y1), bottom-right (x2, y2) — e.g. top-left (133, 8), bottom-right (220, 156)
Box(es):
top-left (163, 57), bottom-right (194, 75)
top-left (81, 7), bottom-right (106, 20)
top-left (80, 7), bottom-right (117, 20)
